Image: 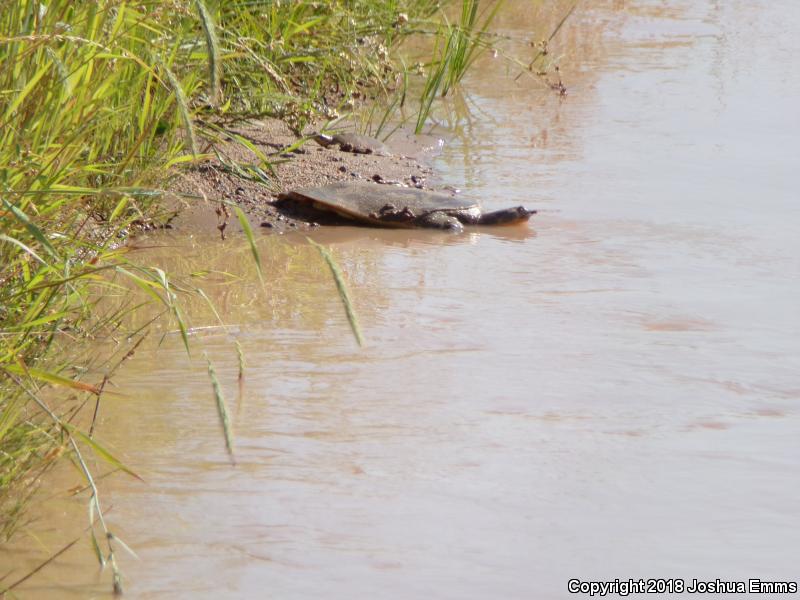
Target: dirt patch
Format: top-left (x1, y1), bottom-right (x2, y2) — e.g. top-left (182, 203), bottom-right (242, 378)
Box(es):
top-left (167, 119), bottom-right (444, 236)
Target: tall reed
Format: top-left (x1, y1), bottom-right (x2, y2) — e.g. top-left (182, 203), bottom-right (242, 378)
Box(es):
top-left (415, 0), bottom-right (503, 132)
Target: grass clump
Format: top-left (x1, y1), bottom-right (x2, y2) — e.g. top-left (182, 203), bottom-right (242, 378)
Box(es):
top-left (415, 0), bottom-right (503, 132)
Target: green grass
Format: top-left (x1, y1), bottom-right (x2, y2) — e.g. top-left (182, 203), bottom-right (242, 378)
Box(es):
top-left (414, 0), bottom-right (504, 132)
top-left (0, 0), bottom-right (513, 591)
top-left (309, 238), bottom-right (365, 347)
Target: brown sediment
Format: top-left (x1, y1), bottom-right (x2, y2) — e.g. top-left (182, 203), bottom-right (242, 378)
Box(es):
top-left (168, 119), bottom-right (441, 235)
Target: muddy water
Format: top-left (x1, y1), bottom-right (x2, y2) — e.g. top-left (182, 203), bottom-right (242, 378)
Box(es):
top-left (5, 1), bottom-right (799, 598)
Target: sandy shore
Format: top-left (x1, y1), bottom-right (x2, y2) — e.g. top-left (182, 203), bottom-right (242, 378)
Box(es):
top-left (168, 119), bottom-right (443, 235)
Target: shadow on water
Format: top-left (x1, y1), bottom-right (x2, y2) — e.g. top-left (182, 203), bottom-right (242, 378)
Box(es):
top-left (290, 222), bottom-right (537, 247)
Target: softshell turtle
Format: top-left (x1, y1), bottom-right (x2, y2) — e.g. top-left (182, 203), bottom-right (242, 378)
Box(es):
top-left (313, 132), bottom-right (392, 156)
top-left (280, 181), bottom-right (535, 232)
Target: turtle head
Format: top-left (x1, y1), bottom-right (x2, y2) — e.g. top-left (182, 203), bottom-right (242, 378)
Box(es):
top-left (477, 206), bottom-right (536, 226)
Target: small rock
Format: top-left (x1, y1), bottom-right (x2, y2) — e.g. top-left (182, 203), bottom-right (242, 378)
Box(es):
top-left (260, 222), bottom-right (274, 228)
top-left (373, 174), bottom-right (403, 186)
top-left (338, 165), bottom-right (347, 172)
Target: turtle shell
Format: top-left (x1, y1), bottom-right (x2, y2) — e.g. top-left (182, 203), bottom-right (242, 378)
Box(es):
top-left (284, 182), bottom-right (479, 227)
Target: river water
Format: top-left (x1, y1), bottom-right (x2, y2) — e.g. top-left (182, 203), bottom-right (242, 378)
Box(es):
top-left (4, 1), bottom-right (799, 598)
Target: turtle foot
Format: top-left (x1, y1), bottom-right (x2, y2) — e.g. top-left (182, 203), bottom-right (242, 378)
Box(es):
top-left (416, 211), bottom-right (464, 232)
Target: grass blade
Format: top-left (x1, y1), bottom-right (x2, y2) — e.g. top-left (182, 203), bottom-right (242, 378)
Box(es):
top-left (67, 426), bottom-right (144, 482)
top-left (234, 206), bottom-right (263, 284)
top-left (206, 357), bottom-right (235, 464)
top-left (159, 60), bottom-right (198, 156)
top-left (307, 238), bottom-right (364, 347)
top-left (0, 536), bottom-right (82, 595)
top-left (3, 365), bottom-right (101, 395)
top-left (2, 199), bottom-right (60, 259)
top-left (194, 0), bottom-right (221, 106)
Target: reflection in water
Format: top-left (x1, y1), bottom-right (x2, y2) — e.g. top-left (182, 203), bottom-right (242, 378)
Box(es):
top-left (3, 0), bottom-right (799, 598)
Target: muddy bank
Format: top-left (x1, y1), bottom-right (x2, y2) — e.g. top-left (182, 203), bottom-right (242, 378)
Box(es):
top-left (168, 119), bottom-right (445, 235)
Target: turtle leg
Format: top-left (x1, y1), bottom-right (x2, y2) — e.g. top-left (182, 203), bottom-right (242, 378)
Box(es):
top-left (415, 211), bottom-right (464, 232)
top-left (312, 133), bottom-right (334, 148)
top-left (476, 206), bottom-right (536, 226)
